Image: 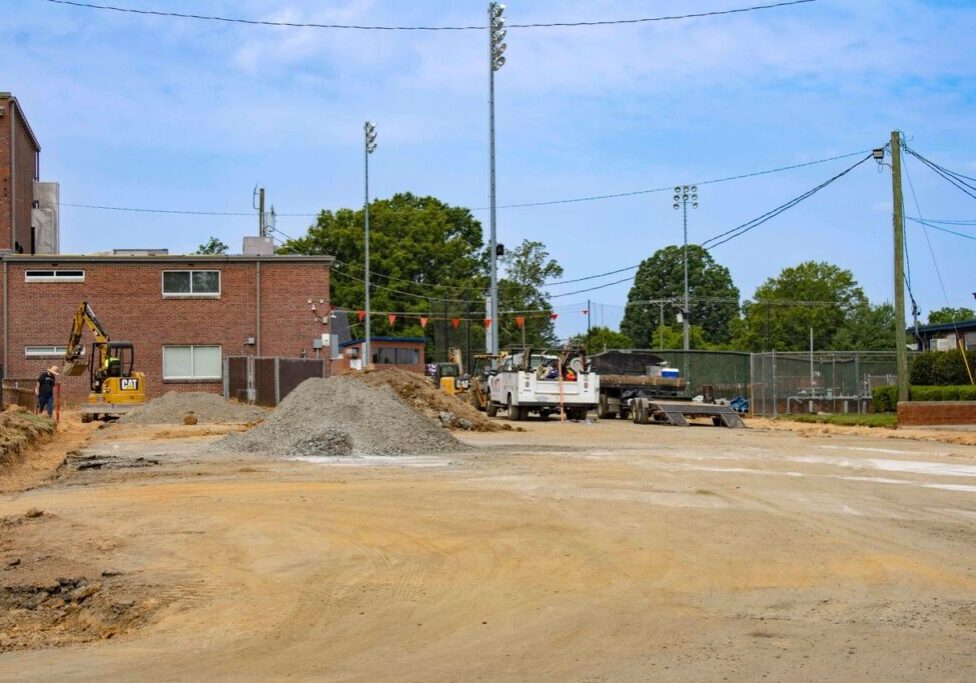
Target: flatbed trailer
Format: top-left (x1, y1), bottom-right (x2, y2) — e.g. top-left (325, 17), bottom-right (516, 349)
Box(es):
top-left (629, 398), bottom-right (745, 428)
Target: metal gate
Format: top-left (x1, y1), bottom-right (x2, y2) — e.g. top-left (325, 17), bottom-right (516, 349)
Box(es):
top-left (223, 356), bottom-right (328, 407)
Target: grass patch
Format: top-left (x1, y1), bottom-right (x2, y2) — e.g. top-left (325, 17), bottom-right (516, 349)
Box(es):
top-left (778, 413), bottom-right (898, 429)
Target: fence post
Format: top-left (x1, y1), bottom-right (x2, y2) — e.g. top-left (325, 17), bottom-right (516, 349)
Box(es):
top-left (246, 356), bottom-right (256, 404)
top-left (855, 352), bottom-right (861, 414)
top-left (274, 357), bottom-right (281, 406)
top-left (772, 350), bottom-right (778, 417)
top-left (223, 357), bottom-right (229, 400)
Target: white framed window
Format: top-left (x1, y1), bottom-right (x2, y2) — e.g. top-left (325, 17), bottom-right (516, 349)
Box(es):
top-left (162, 270), bottom-right (220, 297)
top-left (163, 345), bottom-right (222, 380)
top-left (25, 345), bottom-right (68, 358)
top-left (25, 269), bottom-right (85, 283)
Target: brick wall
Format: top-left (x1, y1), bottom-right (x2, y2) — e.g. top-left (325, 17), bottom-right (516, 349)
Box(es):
top-left (2, 258), bottom-right (331, 404)
top-left (0, 95), bottom-right (40, 253)
top-left (897, 401), bottom-right (976, 426)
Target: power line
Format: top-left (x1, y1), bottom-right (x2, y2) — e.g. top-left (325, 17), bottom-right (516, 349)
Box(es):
top-left (701, 153), bottom-right (873, 249)
top-left (907, 217), bottom-right (976, 226)
top-left (907, 217), bottom-right (976, 241)
top-left (59, 149), bottom-right (871, 218)
top-left (903, 145), bottom-right (976, 201)
top-left (43, 0), bottom-right (817, 31)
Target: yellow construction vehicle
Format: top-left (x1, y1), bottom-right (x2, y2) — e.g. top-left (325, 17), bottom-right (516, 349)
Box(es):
top-left (62, 301), bottom-right (147, 422)
top-left (433, 348), bottom-right (470, 396)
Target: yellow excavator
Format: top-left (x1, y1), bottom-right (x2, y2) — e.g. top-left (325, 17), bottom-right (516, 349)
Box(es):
top-left (433, 348), bottom-right (470, 397)
top-left (62, 301), bottom-right (146, 422)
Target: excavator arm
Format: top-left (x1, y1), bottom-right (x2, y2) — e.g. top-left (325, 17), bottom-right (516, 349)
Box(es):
top-left (62, 301), bottom-right (110, 375)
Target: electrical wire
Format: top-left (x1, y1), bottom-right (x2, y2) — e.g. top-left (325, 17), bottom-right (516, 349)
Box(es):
top-left (701, 153), bottom-right (873, 249)
top-left (907, 217), bottom-right (976, 241)
top-left (907, 217), bottom-right (976, 226)
top-left (903, 146), bottom-right (976, 201)
top-left (43, 0), bottom-right (817, 30)
top-left (59, 149), bottom-right (871, 220)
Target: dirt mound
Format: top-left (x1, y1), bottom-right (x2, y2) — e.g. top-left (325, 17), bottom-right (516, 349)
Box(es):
top-left (357, 367), bottom-right (508, 432)
top-left (0, 408), bottom-right (56, 470)
top-left (219, 376), bottom-right (466, 457)
top-left (119, 392), bottom-right (266, 425)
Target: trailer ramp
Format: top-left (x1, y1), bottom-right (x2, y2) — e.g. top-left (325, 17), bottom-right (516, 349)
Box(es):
top-left (631, 399), bottom-right (745, 428)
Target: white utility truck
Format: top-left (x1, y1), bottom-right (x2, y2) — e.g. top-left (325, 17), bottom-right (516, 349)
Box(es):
top-left (486, 347), bottom-right (599, 421)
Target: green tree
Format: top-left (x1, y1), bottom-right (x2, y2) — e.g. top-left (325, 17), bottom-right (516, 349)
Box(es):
top-left (652, 324), bottom-right (709, 350)
top-left (736, 261), bottom-right (867, 351)
top-left (830, 302), bottom-right (896, 350)
top-left (278, 193), bottom-right (486, 340)
top-left (196, 236), bottom-right (229, 254)
top-left (569, 326), bottom-right (633, 352)
top-left (497, 240), bottom-right (563, 349)
top-left (621, 245), bottom-right (739, 348)
top-left (927, 306), bottom-right (976, 324)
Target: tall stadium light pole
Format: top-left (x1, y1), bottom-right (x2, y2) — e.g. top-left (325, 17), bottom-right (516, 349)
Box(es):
top-left (673, 185), bottom-right (698, 351)
top-left (488, 2), bottom-right (506, 355)
top-left (363, 121), bottom-right (377, 369)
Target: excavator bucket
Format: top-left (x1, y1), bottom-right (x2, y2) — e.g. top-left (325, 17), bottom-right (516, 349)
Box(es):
top-left (61, 360), bottom-right (88, 376)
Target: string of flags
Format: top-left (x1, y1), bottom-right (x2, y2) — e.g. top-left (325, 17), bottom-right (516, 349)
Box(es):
top-left (350, 309), bottom-right (569, 328)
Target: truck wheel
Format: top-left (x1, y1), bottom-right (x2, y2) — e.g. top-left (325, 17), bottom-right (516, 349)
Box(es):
top-left (507, 395), bottom-right (523, 421)
top-left (597, 394), bottom-right (613, 420)
top-left (486, 400), bottom-right (498, 417)
top-left (81, 413), bottom-right (93, 424)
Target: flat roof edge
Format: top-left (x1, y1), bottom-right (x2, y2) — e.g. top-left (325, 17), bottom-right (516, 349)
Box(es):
top-left (1, 254), bottom-right (335, 264)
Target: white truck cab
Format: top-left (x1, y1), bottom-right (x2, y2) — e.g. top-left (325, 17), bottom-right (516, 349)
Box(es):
top-left (487, 349), bottom-right (599, 421)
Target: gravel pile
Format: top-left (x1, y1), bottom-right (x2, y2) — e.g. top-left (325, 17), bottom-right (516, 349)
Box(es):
top-left (119, 392), bottom-right (267, 425)
top-left (219, 376), bottom-right (466, 457)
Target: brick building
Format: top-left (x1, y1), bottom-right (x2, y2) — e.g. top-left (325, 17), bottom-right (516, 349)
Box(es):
top-left (0, 92), bottom-right (57, 255)
top-left (1, 253), bottom-right (333, 403)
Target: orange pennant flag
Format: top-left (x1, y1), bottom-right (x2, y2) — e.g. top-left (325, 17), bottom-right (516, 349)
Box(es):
top-left (550, 313), bottom-right (559, 321)
top-left (515, 316), bottom-right (525, 328)
top-left (451, 318), bottom-right (461, 329)
top-left (357, 310), bottom-right (366, 322)
top-left (387, 314), bottom-right (397, 325)
top-left (484, 318), bottom-right (492, 329)
top-left (419, 316), bottom-right (428, 328)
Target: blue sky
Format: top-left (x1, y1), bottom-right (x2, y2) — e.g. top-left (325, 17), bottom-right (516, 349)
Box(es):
top-left (4, 0), bottom-right (975, 340)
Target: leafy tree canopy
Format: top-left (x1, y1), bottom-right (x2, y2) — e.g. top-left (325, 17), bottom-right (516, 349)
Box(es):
top-left (569, 326), bottom-right (633, 353)
top-left (278, 193), bottom-right (486, 340)
top-left (830, 302), bottom-right (895, 351)
top-left (621, 245), bottom-right (739, 348)
top-left (498, 240), bottom-right (563, 349)
top-left (196, 236), bottom-right (229, 254)
top-left (927, 306), bottom-right (976, 324)
top-left (735, 261), bottom-right (867, 352)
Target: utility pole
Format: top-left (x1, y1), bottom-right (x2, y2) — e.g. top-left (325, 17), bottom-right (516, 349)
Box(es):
top-left (891, 130), bottom-right (910, 403)
top-left (363, 122), bottom-right (377, 369)
top-left (672, 186), bottom-right (699, 351)
top-left (488, 2), bottom-right (507, 357)
top-left (586, 298), bottom-right (591, 349)
top-left (658, 301), bottom-right (665, 349)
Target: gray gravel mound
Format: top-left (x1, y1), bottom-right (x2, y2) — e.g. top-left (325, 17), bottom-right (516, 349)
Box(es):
top-left (119, 392), bottom-right (267, 425)
top-left (219, 376), bottom-right (465, 457)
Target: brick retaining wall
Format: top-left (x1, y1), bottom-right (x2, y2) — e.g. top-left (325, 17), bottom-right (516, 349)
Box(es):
top-left (897, 401), bottom-right (976, 426)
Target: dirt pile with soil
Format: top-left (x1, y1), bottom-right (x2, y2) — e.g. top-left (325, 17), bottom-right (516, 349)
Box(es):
top-left (119, 392), bottom-right (266, 425)
top-left (220, 376), bottom-right (466, 457)
top-left (356, 367), bottom-right (508, 432)
top-left (0, 408), bottom-right (56, 470)
top-left (0, 510), bottom-right (163, 652)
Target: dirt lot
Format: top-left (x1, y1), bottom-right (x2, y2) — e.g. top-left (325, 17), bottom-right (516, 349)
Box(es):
top-left (2, 414), bottom-right (976, 681)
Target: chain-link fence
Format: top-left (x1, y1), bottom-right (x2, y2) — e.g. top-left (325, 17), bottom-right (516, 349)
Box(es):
top-left (749, 351), bottom-right (903, 416)
top-left (646, 350), bottom-right (906, 415)
top-left (651, 350), bottom-right (751, 400)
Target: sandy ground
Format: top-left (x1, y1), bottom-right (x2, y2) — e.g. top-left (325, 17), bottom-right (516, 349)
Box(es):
top-left (2, 415), bottom-right (976, 681)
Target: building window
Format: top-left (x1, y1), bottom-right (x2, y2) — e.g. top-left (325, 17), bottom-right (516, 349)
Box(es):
top-left (25, 269), bottom-right (85, 283)
top-left (162, 270), bottom-right (220, 297)
top-left (163, 345), bottom-right (222, 380)
top-left (396, 348), bottom-right (419, 365)
top-left (25, 345), bottom-right (68, 358)
top-left (376, 348), bottom-right (396, 365)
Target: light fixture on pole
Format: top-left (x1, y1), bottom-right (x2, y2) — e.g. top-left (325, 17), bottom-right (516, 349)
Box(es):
top-left (672, 185), bottom-right (698, 351)
top-left (487, 1), bottom-right (506, 356)
top-left (363, 121), bottom-right (377, 369)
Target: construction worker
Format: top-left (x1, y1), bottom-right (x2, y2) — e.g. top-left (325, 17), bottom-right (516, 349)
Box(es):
top-left (35, 365), bottom-right (58, 417)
